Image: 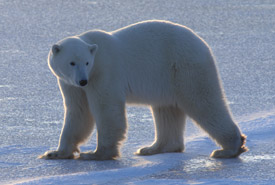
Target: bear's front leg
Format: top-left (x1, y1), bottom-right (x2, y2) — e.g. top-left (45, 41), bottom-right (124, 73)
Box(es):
top-left (40, 114), bottom-right (87, 159)
top-left (40, 81), bottom-right (95, 159)
top-left (39, 120), bottom-right (82, 160)
top-left (40, 110), bottom-right (95, 159)
top-left (78, 103), bottom-right (127, 160)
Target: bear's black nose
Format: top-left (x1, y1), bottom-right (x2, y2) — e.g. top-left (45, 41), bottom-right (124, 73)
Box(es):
top-left (79, 80), bottom-right (87, 86)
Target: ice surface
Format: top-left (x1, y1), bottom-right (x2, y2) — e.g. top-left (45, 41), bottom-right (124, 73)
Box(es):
top-left (0, 0), bottom-right (274, 184)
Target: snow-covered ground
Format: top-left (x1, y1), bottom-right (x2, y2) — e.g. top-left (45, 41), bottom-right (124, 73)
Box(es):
top-left (0, 0), bottom-right (274, 184)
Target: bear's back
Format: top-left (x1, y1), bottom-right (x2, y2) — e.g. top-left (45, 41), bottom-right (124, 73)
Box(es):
top-left (112, 20), bottom-right (196, 43)
top-left (112, 20), bottom-right (212, 64)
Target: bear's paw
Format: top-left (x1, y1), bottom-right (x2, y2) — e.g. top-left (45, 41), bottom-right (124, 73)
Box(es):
top-left (39, 150), bottom-right (74, 160)
top-left (136, 145), bottom-right (184, 156)
top-left (211, 134), bottom-right (248, 158)
top-left (78, 151), bottom-right (117, 160)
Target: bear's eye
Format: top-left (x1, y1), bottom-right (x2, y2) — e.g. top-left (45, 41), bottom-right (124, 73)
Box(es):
top-left (86, 62), bottom-right (89, 66)
top-left (70, 62), bottom-right (75, 66)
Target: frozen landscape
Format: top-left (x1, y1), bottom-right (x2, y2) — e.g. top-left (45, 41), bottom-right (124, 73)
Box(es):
top-left (0, 0), bottom-right (274, 184)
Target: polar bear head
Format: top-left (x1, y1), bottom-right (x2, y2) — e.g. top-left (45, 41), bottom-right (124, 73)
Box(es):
top-left (48, 37), bottom-right (98, 87)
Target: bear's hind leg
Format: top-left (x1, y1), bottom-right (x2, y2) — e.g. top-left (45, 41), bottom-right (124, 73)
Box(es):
top-left (137, 106), bottom-right (186, 156)
top-left (175, 61), bottom-right (248, 158)
top-left (179, 90), bottom-right (248, 158)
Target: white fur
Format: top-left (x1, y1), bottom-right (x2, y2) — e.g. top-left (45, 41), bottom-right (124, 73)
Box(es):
top-left (40, 20), bottom-right (247, 160)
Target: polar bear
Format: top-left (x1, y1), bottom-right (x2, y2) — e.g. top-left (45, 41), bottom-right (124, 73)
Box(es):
top-left (40, 20), bottom-right (248, 160)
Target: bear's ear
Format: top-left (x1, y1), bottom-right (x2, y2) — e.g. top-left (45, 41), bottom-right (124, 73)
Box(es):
top-left (52, 44), bottom-right (61, 55)
top-left (88, 44), bottom-right (98, 55)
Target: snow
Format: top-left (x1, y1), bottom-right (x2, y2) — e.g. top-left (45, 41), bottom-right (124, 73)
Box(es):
top-left (0, 0), bottom-right (274, 184)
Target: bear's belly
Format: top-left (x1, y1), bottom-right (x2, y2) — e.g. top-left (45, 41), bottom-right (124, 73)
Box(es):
top-left (125, 87), bottom-right (176, 106)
